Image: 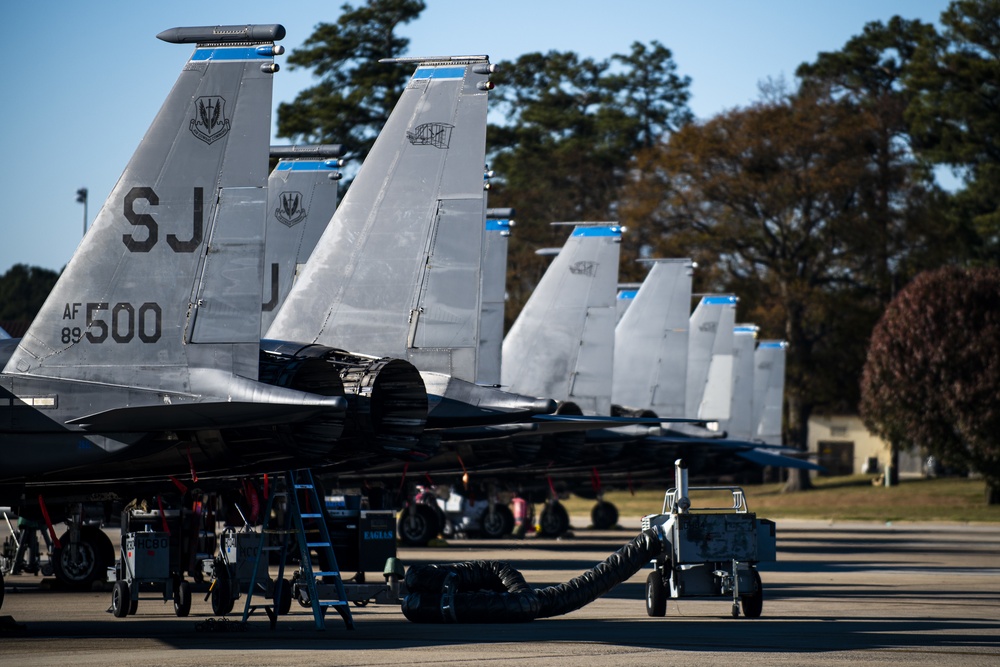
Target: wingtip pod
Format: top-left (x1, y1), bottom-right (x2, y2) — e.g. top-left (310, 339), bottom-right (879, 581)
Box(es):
top-left (157, 24), bottom-right (286, 44)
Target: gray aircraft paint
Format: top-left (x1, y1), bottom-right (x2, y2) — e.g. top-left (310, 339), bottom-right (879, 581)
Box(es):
top-left (685, 295), bottom-right (736, 420)
top-left (0, 25), bottom-right (345, 481)
top-left (477, 213), bottom-right (512, 386)
top-left (721, 324), bottom-right (758, 440)
top-left (260, 145), bottom-right (343, 334)
top-left (753, 340), bottom-right (787, 446)
top-left (267, 58), bottom-right (491, 383)
top-left (615, 289), bottom-right (637, 323)
top-left (501, 225), bottom-right (623, 415)
top-left (612, 259), bottom-right (693, 417)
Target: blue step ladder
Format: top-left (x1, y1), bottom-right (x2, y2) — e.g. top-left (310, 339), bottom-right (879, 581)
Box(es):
top-left (242, 469), bottom-right (354, 631)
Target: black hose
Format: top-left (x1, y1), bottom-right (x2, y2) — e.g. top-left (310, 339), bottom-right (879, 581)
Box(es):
top-left (401, 528), bottom-right (663, 623)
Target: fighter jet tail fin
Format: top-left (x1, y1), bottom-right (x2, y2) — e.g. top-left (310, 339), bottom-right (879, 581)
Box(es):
top-left (501, 224), bottom-right (623, 415)
top-left (260, 144), bottom-right (344, 333)
top-left (267, 57), bottom-right (494, 383)
top-left (6, 25), bottom-right (283, 389)
top-left (686, 295), bottom-right (737, 420)
top-left (612, 259), bottom-right (693, 417)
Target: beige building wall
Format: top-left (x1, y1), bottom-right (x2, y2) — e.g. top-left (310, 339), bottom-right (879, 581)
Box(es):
top-left (807, 415), bottom-right (891, 476)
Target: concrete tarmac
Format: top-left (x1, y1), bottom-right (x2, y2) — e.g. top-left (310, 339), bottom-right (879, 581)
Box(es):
top-left (1, 517), bottom-right (998, 666)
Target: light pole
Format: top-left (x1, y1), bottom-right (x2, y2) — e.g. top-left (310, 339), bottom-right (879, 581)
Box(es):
top-left (76, 187), bottom-right (88, 236)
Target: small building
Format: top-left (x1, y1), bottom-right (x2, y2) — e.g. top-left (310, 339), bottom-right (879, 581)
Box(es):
top-left (807, 415), bottom-right (923, 477)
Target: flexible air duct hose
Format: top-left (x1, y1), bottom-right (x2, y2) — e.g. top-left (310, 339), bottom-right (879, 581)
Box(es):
top-left (401, 528), bottom-right (663, 623)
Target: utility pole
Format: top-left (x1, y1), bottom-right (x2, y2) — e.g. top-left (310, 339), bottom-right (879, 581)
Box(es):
top-left (76, 187), bottom-right (88, 236)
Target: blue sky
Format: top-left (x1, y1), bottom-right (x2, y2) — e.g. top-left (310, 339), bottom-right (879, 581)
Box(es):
top-left (0, 0), bottom-right (952, 274)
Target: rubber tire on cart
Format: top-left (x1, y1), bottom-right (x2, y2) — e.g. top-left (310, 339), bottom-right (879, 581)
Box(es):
top-left (274, 578), bottom-right (292, 615)
top-left (646, 571), bottom-right (667, 617)
top-left (740, 568), bottom-right (763, 618)
top-left (111, 580), bottom-right (130, 618)
top-left (481, 505), bottom-right (515, 539)
top-left (211, 576), bottom-right (235, 616)
top-left (52, 526), bottom-right (115, 590)
top-left (591, 500), bottom-right (619, 529)
top-left (398, 503), bottom-right (440, 546)
top-left (538, 501), bottom-right (570, 537)
top-left (173, 580), bottom-right (192, 617)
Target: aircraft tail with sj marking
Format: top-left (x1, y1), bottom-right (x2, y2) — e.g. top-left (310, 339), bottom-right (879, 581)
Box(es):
top-left (0, 25), bottom-right (349, 485)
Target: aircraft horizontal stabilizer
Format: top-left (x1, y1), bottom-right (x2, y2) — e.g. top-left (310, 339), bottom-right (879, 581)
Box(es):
top-left (735, 447), bottom-right (824, 472)
top-left (67, 397), bottom-right (346, 431)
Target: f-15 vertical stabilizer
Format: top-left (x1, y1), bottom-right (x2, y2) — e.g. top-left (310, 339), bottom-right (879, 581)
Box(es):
top-left (502, 224), bottom-right (623, 415)
top-left (261, 144), bottom-right (344, 334)
top-left (753, 340), bottom-right (787, 446)
top-left (7, 25), bottom-right (286, 387)
top-left (612, 259), bottom-right (693, 417)
top-left (3, 26), bottom-right (343, 420)
top-left (267, 57), bottom-right (493, 383)
top-left (685, 295), bottom-right (737, 421)
top-left (723, 324), bottom-right (759, 440)
top-left (478, 210), bottom-right (513, 386)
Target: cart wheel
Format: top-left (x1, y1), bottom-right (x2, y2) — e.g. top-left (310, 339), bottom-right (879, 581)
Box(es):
top-left (211, 577), bottom-right (235, 616)
top-left (174, 580), bottom-right (192, 617)
top-left (645, 571), bottom-right (667, 617)
top-left (128, 596), bottom-right (138, 616)
top-left (111, 580), bottom-right (130, 618)
top-left (740, 569), bottom-right (763, 618)
top-left (353, 599), bottom-right (369, 607)
top-left (274, 578), bottom-right (292, 615)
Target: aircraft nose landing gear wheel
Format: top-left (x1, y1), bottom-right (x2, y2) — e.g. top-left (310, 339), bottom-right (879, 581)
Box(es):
top-left (53, 526), bottom-right (114, 590)
top-left (480, 505), bottom-right (514, 539)
top-left (398, 503), bottom-right (441, 546)
top-left (538, 501), bottom-right (569, 537)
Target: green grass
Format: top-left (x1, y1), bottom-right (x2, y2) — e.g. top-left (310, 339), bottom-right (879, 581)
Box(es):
top-left (561, 475), bottom-right (1000, 523)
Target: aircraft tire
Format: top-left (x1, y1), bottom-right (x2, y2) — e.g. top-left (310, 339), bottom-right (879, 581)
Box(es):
top-left (398, 504), bottom-right (440, 546)
top-left (111, 580), bottom-right (130, 618)
top-left (538, 501), bottom-right (570, 537)
top-left (53, 526), bottom-right (114, 590)
top-left (481, 505), bottom-right (515, 539)
top-left (646, 571), bottom-right (667, 617)
top-left (0, 569), bottom-right (4, 610)
top-left (591, 500), bottom-right (619, 529)
top-left (741, 568), bottom-right (763, 618)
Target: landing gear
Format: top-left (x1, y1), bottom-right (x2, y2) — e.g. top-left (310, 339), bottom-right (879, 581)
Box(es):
top-left (538, 501), bottom-right (570, 537)
top-left (52, 526), bottom-right (114, 590)
top-left (590, 500), bottom-right (618, 529)
top-left (480, 504), bottom-right (515, 539)
top-left (398, 503), bottom-right (440, 546)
